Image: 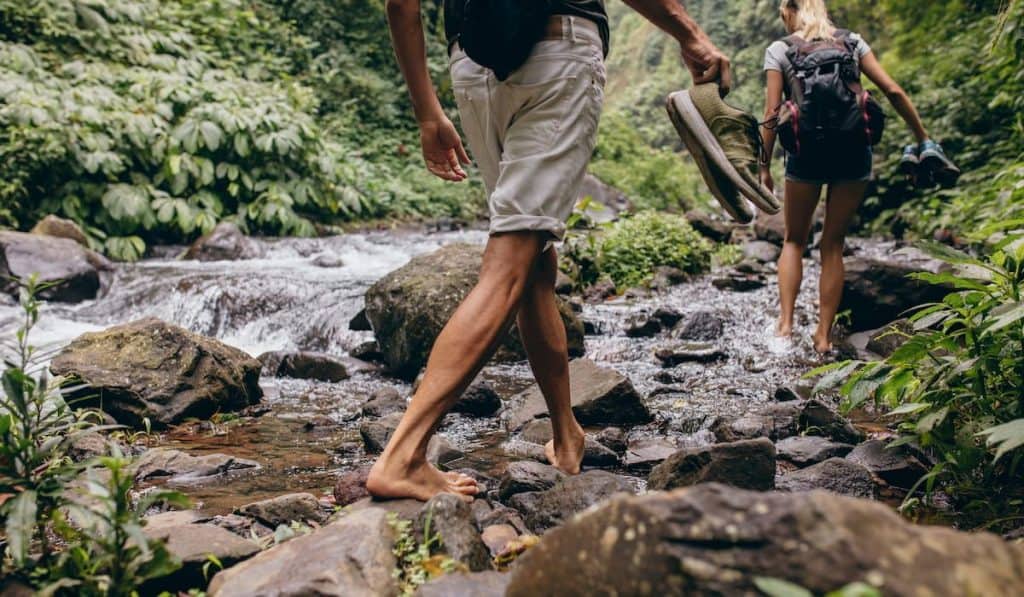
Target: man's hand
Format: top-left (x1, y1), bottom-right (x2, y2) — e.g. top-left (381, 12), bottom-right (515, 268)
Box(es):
top-left (681, 36), bottom-right (732, 96)
top-left (420, 118), bottom-right (471, 181)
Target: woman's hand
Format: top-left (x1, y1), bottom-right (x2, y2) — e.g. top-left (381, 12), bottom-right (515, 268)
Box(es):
top-left (419, 118), bottom-right (471, 181)
top-left (760, 167), bottom-right (775, 193)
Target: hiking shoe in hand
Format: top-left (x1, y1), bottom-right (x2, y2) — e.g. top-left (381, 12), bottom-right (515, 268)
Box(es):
top-left (666, 84), bottom-right (781, 219)
top-left (898, 143), bottom-right (919, 183)
top-left (919, 140), bottom-right (960, 188)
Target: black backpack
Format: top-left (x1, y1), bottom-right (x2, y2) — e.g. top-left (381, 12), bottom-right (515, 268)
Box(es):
top-left (455, 0), bottom-right (551, 81)
top-left (775, 30), bottom-right (885, 156)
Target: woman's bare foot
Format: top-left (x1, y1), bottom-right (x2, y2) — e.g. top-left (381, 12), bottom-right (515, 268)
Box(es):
top-left (776, 320), bottom-right (793, 337)
top-left (544, 424), bottom-right (586, 475)
top-left (813, 330), bottom-right (833, 354)
top-left (366, 456), bottom-right (478, 502)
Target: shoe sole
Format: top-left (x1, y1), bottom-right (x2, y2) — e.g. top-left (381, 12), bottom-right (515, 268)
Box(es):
top-left (666, 93), bottom-right (752, 224)
top-left (667, 91), bottom-right (781, 216)
top-left (919, 154), bottom-right (960, 188)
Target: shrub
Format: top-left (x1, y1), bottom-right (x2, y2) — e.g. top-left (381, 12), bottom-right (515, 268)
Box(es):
top-left (596, 211), bottom-right (713, 290)
top-left (817, 235), bottom-right (1024, 523)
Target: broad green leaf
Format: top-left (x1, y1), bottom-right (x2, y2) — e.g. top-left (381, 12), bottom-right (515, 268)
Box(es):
top-left (984, 302), bottom-right (1024, 334)
top-left (888, 402), bottom-right (932, 416)
top-left (977, 419), bottom-right (1024, 462)
top-left (917, 406), bottom-right (950, 434)
top-left (753, 577), bottom-right (813, 597)
top-left (915, 241), bottom-right (984, 267)
top-left (5, 489), bottom-right (38, 566)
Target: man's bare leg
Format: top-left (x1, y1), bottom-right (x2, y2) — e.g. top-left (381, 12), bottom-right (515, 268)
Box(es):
top-left (366, 231), bottom-right (547, 501)
top-left (516, 248), bottom-right (585, 474)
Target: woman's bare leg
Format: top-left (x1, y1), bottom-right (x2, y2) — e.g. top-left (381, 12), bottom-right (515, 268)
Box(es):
top-left (777, 179), bottom-right (823, 337)
top-left (815, 181), bottom-right (868, 352)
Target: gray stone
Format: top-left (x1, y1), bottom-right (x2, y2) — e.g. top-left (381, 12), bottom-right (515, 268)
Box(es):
top-left (800, 400), bottom-right (864, 444)
top-left (625, 314), bottom-right (663, 338)
top-left (30, 214), bottom-right (89, 246)
top-left (742, 240), bottom-right (781, 263)
top-left (498, 461), bottom-right (565, 501)
top-left (144, 523), bottom-right (260, 592)
top-left (672, 311), bottom-right (725, 341)
top-left (184, 222), bottom-right (264, 261)
top-left (686, 210), bottom-right (734, 243)
top-left (453, 380), bottom-right (502, 417)
top-left (258, 350), bottom-right (350, 383)
top-left (776, 457), bottom-right (875, 498)
top-left (776, 436), bottom-right (854, 467)
top-left (235, 493), bottom-right (325, 527)
top-left (133, 449), bottom-right (260, 483)
top-left (349, 309), bottom-right (373, 331)
top-left (505, 484), bottom-right (1024, 595)
top-left (508, 358), bottom-right (650, 430)
top-left (595, 427), bottom-right (627, 454)
top-left (415, 571), bottom-right (511, 597)
top-left (364, 244), bottom-right (584, 380)
top-left (333, 467), bottom-right (371, 507)
top-left (654, 342), bottom-right (726, 366)
top-left (846, 439), bottom-right (928, 489)
top-left (508, 471), bottom-right (635, 534)
top-left (754, 208), bottom-right (786, 245)
top-left (647, 438), bottom-right (776, 491)
top-left (711, 274), bottom-right (767, 292)
top-left (841, 247), bottom-right (951, 331)
top-left (418, 494), bottom-right (492, 572)
top-left (480, 524), bottom-right (519, 557)
top-left (0, 230), bottom-right (100, 303)
top-left (361, 387), bottom-right (406, 417)
top-left (208, 508), bottom-right (399, 597)
top-left (51, 318), bottom-right (262, 429)
top-left (622, 438), bottom-right (678, 472)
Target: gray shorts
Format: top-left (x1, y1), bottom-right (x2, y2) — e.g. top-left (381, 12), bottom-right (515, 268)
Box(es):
top-left (449, 16), bottom-right (606, 243)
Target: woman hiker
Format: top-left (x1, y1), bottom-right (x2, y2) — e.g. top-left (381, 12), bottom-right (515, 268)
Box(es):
top-left (760, 0), bottom-right (959, 354)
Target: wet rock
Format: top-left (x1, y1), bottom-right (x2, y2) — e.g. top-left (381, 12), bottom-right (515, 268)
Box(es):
top-left (144, 523), bottom-right (260, 592)
top-left (361, 387), bottom-right (406, 418)
top-left (132, 449), bottom-right (260, 483)
top-left (712, 273), bottom-right (767, 292)
top-left (51, 318), bottom-right (262, 429)
top-left (583, 278), bottom-right (617, 302)
top-left (453, 380), bottom-right (501, 417)
top-left (742, 240), bottom-right (781, 263)
top-left (347, 497), bottom-right (424, 522)
top-left (208, 507), bottom-right (399, 597)
top-left (554, 270), bottom-right (575, 295)
top-left (757, 402), bottom-right (803, 439)
top-left (312, 254), bottom-right (345, 268)
top-left (651, 307), bottom-right (684, 328)
top-left (184, 222), bottom-right (264, 261)
top-left (508, 470), bottom-right (635, 533)
top-left (846, 439), bottom-right (928, 489)
top-left (364, 244), bottom-right (584, 380)
top-left (776, 457), bottom-right (875, 498)
top-left (333, 467), bottom-right (371, 507)
top-left (258, 350), bottom-right (350, 383)
top-left (673, 311), bottom-right (725, 341)
top-left (518, 419), bottom-right (554, 445)
top-left (426, 435), bottom-right (465, 467)
top-left (480, 524), bottom-right (519, 557)
top-left (686, 210), bottom-right (734, 243)
top-left (415, 571), bottom-right (511, 597)
top-left (647, 438), bottom-right (775, 491)
top-left (866, 318), bottom-right (913, 357)
top-left (776, 436), bottom-right (854, 467)
top-left (515, 421), bottom-right (619, 468)
top-left (209, 513), bottom-right (273, 539)
top-left (582, 440), bottom-right (619, 467)
top-left (359, 412), bottom-right (403, 453)
top-left (773, 384), bottom-right (808, 402)
top-left (654, 342), bottom-right (726, 366)
top-left (499, 462), bottom-right (565, 500)
top-left (349, 309), bottom-right (373, 332)
top-left (622, 438), bottom-right (678, 473)
top-left (235, 493), bottom-right (326, 527)
top-left (31, 214), bottom-right (89, 246)
top-left (0, 230), bottom-right (101, 303)
top-left (595, 427), bottom-right (627, 454)
top-left (68, 431), bottom-right (110, 462)
top-left (650, 266), bottom-right (691, 290)
top-left (578, 174), bottom-right (632, 221)
top-left (800, 400), bottom-right (864, 444)
top-left (582, 319), bottom-right (602, 335)
top-left (507, 358), bottom-right (650, 430)
top-left (505, 484), bottom-right (1024, 596)
top-left (625, 314), bottom-right (663, 338)
top-left (350, 340), bottom-right (385, 362)
top-left (418, 494), bottom-right (492, 572)
top-left (143, 510), bottom-right (205, 531)
top-left (840, 247), bottom-right (950, 331)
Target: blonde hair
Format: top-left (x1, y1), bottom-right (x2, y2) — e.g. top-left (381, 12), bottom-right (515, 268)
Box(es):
top-left (780, 0), bottom-right (836, 40)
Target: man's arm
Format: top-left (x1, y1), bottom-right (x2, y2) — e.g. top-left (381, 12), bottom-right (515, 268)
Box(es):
top-left (622, 0), bottom-right (732, 95)
top-left (385, 0), bottom-right (470, 181)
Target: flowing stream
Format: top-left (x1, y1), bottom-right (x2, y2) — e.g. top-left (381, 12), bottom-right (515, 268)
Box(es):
top-left (0, 228), bottom-right (843, 514)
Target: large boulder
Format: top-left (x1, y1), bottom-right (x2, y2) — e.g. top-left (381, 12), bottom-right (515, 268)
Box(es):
top-left (647, 438), bottom-right (776, 491)
top-left (363, 244), bottom-right (585, 380)
top-left (506, 484), bottom-right (1024, 596)
top-left (846, 439), bottom-right (929, 489)
top-left (840, 247), bottom-right (951, 331)
top-left (184, 222), bottom-right (264, 261)
top-left (776, 436), bottom-right (854, 467)
top-left (133, 449), bottom-right (260, 483)
top-left (507, 358), bottom-right (650, 430)
top-left (417, 494), bottom-right (492, 572)
top-left (258, 350), bottom-right (350, 383)
top-left (0, 230), bottom-right (100, 302)
top-left (30, 214), bottom-right (89, 246)
top-left (208, 508), bottom-right (399, 597)
top-left (498, 461), bottom-right (565, 501)
top-left (578, 174), bottom-right (631, 224)
top-left (51, 318), bottom-right (262, 428)
top-left (776, 457), bottom-right (875, 498)
top-left (235, 493), bottom-right (326, 527)
top-left (507, 470), bottom-right (635, 533)
top-left (415, 571), bottom-right (511, 597)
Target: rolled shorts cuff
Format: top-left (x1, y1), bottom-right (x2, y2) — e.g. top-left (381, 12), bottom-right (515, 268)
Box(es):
top-left (784, 172), bottom-right (873, 185)
top-left (489, 214), bottom-right (567, 243)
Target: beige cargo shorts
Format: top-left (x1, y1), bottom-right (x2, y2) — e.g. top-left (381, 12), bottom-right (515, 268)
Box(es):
top-left (449, 16), bottom-right (606, 244)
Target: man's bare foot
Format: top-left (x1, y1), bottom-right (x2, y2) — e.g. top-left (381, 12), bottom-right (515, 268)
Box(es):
top-left (366, 456), bottom-right (479, 502)
top-left (544, 424), bottom-right (586, 475)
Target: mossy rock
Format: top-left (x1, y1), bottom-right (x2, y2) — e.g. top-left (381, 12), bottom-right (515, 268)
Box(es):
top-left (364, 244), bottom-right (584, 380)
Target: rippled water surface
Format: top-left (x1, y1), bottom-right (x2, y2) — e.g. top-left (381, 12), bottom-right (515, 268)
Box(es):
top-left (0, 228), bottom-right (844, 514)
